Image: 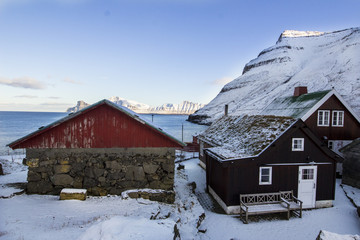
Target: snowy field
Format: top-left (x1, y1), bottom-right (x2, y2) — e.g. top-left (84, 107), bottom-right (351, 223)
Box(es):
top-left (0, 153), bottom-right (359, 240)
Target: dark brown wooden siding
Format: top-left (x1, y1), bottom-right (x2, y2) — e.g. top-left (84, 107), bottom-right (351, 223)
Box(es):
top-left (305, 95), bottom-right (360, 140)
top-left (10, 103), bottom-right (182, 149)
top-left (207, 121), bottom-right (337, 206)
top-left (200, 141), bottom-right (215, 165)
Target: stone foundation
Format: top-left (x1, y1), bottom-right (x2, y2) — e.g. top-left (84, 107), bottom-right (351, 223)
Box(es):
top-left (25, 148), bottom-right (175, 195)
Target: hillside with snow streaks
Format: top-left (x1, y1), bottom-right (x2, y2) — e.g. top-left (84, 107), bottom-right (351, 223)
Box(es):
top-left (189, 28), bottom-right (360, 125)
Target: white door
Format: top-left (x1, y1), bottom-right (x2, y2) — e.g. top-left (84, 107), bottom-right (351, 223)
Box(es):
top-left (298, 166), bottom-right (317, 209)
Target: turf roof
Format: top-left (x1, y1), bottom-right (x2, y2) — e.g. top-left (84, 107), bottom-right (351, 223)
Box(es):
top-left (199, 115), bottom-right (297, 160)
top-left (261, 90), bottom-right (331, 119)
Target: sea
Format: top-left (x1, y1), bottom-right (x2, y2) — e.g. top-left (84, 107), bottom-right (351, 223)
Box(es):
top-left (0, 111), bottom-right (208, 156)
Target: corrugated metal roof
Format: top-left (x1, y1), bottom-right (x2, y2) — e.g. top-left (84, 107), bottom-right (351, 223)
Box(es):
top-left (7, 99), bottom-right (185, 148)
top-left (199, 115), bottom-right (297, 160)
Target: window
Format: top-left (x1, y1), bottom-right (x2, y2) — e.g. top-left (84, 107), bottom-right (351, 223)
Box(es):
top-left (292, 138), bottom-right (304, 151)
top-left (259, 167), bottom-right (272, 185)
top-left (332, 110), bottom-right (344, 127)
top-left (328, 140), bottom-right (333, 150)
top-left (301, 168), bottom-right (314, 180)
top-left (318, 110), bottom-right (330, 126)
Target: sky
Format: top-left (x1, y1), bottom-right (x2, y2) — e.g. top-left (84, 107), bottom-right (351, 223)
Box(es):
top-left (0, 0), bottom-right (359, 112)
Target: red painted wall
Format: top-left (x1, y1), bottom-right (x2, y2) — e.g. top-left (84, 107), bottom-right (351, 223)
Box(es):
top-left (11, 104), bottom-right (182, 149)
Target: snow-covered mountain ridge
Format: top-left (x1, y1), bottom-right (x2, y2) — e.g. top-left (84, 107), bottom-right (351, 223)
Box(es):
top-left (67, 98), bottom-right (205, 115)
top-left (189, 27), bottom-right (360, 125)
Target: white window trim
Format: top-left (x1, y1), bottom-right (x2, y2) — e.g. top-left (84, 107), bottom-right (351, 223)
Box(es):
top-left (318, 110), bottom-right (330, 126)
top-left (332, 110), bottom-right (344, 127)
top-left (292, 138), bottom-right (304, 151)
top-left (259, 167), bottom-right (272, 185)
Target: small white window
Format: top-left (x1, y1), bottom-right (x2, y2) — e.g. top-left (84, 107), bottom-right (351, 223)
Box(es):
top-left (318, 110), bottom-right (330, 126)
top-left (292, 138), bottom-right (304, 151)
top-left (332, 111), bottom-right (344, 127)
top-left (259, 167), bottom-right (272, 185)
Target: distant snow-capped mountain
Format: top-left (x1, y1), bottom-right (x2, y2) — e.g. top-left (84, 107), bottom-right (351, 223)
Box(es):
top-left (66, 100), bottom-right (90, 113)
top-left (188, 27), bottom-right (360, 125)
top-left (66, 98), bottom-right (205, 115)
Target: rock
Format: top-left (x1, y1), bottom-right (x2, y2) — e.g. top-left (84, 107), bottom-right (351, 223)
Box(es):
top-left (58, 158), bottom-right (70, 165)
top-left (0, 163), bottom-right (3, 175)
top-left (125, 166), bottom-right (145, 181)
top-left (173, 224), bottom-right (181, 240)
top-left (90, 187), bottom-right (107, 196)
top-left (27, 181), bottom-right (53, 194)
top-left (93, 168), bottom-right (105, 178)
top-left (316, 230), bottom-right (360, 240)
top-left (27, 171), bottom-right (42, 182)
top-left (177, 164), bottom-right (185, 170)
top-left (84, 167), bottom-right (94, 178)
top-left (143, 163), bottom-right (158, 174)
top-left (60, 188), bottom-right (87, 201)
top-left (83, 177), bottom-right (97, 188)
top-left (52, 174), bottom-right (74, 186)
top-left (26, 158), bottom-right (39, 168)
top-left (54, 165), bottom-right (71, 174)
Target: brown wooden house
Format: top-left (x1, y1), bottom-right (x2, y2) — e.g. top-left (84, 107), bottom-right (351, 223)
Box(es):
top-left (201, 115), bottom-right (341, 214)
top-left (262, 87), bottom-right (360, 154)
top-left (199, 88), bottom-right (360, 169)
top-left (8, 100), bottom-right (185, 195)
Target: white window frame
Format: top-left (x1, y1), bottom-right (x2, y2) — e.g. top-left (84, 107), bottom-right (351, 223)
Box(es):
top-left (259, 167), bottom-right (272, 185)
top-left (332, 110), bottom-right (344, 127)
top-left (318, 110), bottom-right (330, 126)
top-left (292, 138), bottom-right (304, 151)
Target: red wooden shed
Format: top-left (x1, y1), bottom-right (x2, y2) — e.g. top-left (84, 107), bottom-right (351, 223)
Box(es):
top-left (8, 100), bottom-right (185, 196)
top-left (8, 99), bottom-right (184, 149)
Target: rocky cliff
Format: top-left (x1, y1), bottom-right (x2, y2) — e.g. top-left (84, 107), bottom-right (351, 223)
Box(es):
top-left (188, 28), bottom-right (360, 125)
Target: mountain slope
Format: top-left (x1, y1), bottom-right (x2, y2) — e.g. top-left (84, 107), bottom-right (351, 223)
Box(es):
top-left (188, 27), bottom-right (360, 125)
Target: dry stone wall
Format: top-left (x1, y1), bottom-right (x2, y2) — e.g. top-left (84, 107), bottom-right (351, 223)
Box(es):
top-left (25, 148), bottom-right (175, 196)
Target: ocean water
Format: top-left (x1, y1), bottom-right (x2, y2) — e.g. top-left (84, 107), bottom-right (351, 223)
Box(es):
top-left (0, 111), bottom-right (207, 155)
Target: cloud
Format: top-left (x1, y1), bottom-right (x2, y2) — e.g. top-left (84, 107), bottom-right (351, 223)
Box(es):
top-left (48, 96), bottom-right (61, 99)
top-left (0, 77), bottom-right (46, 89)
top-left (15, 95), bottom-right (38, 98)
top-left (40, 102), bottom-right (70, 106)
top-left (212, 77), bottom-right (233, 85)
top-left (63, 78), bottom-right (83, 85)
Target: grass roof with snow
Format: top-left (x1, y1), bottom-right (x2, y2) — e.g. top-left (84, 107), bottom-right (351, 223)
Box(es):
top-left (261, 90), bottom-right (331, 118)
top-left (199, 115), bottom-right (297, 160)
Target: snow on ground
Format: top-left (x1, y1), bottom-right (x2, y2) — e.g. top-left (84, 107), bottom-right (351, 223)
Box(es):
top-left (342, 184), bottom-right (360, 208)
top-left (0, 154), bottom-right (27, 198)
top-left (0, 153), bottom-right (359, 240)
